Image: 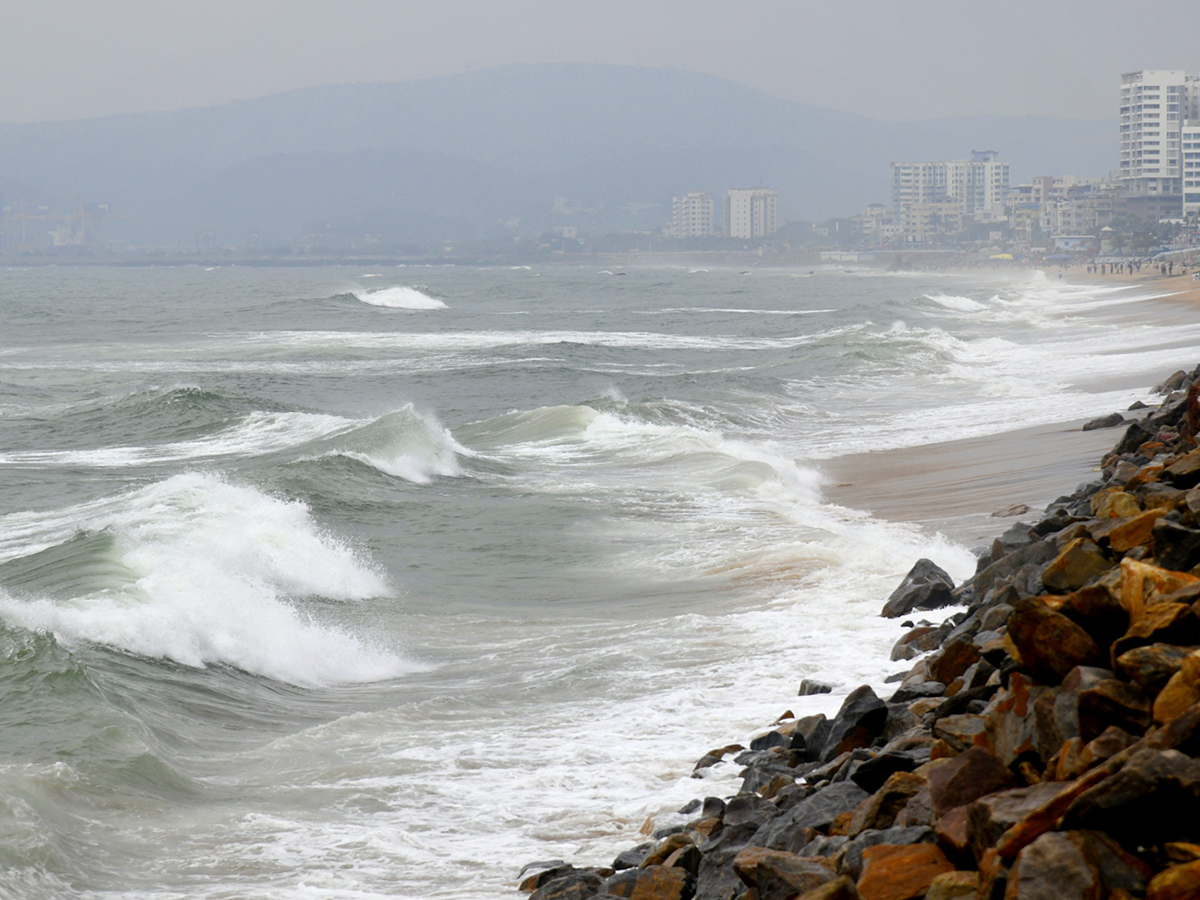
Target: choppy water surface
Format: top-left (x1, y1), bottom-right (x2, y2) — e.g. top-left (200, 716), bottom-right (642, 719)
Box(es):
top-left (0, 263), bottom-right (1193, 898)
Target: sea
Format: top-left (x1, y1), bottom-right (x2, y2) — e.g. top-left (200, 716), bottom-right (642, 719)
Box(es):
top-left (1, 262), bottom-right (1198, 899)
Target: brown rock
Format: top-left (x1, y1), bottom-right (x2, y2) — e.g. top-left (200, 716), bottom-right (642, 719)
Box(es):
top-left (1092, 489), bottom-right (1141, 519)
top-left (1111, 601), bottom-right (1200, 662)
top-left (1061, 748), bottom-right (1200, 847)
top-left (1116, 642), bottom-right (1194, 690)
top-left (529, 872), bottom-right (606, 900)
top-left (1044, 584), bottom-right (1130, 649)
top-left (793, 875), bottom-right (860, 900)
top-left (933, 806), bottom-right (969, 859)
top-left (927, 747), bottom-right (1020, 817)
top-left (1006, 598), bottom-right (1106, 684)
top-left (1004, 831), bottom-right (1104, 900)
top-left (929, 638), bottom-right (982, 686)
top-left (639, 833), bottom-right (694, 868)
top-left (992, 767), bottom-right (1112, 859)
top-left (932, 714), bottom-right (987, 753)
top-left (660, 845), bottom-right (701, 876)
top-left (924, 870), bottom-right (977, 900)
top-left (1153, 669), bottom-right (1200, 724)
top-left (1165, 447), bottom-right (1200, 487)
top-left (1118, 558), bottom-right (1199, 623)
top-left (1165, 842), bottom-right (1200, 863)
top-left (1092, 508), bottom-right (1170, 552)
top-left (1076, 679), bottom-right (1152, 742)
top-left (599, 865), bottom-right (689, 900)
top-left (856, 843), bottom-right (955, 900)
top-left (1147, 860), bottom-right (1200, 900)
top-left (1041, 539), bottom-right (1114, 593)
top-left (966, 782), bottom-right (1065, 862)
top-left (732, 847), bottom-right (835, 900)
top-left (847, 772), bottom-right (927, 837)
top-left (986, 673), bottom-right (1061, 766)
top-left (1077, 726), bottom-right (1138, 770)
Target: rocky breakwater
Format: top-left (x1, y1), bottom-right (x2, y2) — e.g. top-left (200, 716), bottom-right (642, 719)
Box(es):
top-left (519, 365), bottom-right (1200, 900)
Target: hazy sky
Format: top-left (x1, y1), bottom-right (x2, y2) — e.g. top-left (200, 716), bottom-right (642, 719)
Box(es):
top-left (3, 0), bottom-right (1197, 124)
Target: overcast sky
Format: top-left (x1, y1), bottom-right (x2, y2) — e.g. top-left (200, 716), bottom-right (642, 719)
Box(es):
top-left (3, 0), bottom-right (1197, 124)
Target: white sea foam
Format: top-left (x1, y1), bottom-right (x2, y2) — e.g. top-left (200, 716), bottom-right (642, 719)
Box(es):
top-left (352, 286), bottom-right (446, 309)
top-left (328, 407), bottom-right (468, 484)
top-left (0, 473), bottom-right (413, 685)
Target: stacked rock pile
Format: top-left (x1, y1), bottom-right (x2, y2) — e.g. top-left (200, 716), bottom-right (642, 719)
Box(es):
top-left (519, 365), bottom-right (1200, 900)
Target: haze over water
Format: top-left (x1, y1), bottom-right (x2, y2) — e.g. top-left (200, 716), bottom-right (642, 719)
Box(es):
top-left (0, 263), bottom-right (1194, 898)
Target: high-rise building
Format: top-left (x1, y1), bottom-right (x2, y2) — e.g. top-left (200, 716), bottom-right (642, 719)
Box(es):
top-left (1184, 122), bottom-right (1200, 217)
top-left (1119, 69), bottom-right (1200, 219)
top-left (669, 191), bottom-right (715, 238)
top-left (723, 188), bottom-right (779, 239)
top-left (890, 152), bottom-right (1009, 222)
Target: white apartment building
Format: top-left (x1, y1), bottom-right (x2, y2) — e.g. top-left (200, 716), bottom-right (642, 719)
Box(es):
top-left (1184, 122), bottom-right (1200, 217)
top-left (669, 191), bottom-right (715, 238)
top-left (890, 152), bottom-right (1009, 222)
top-left (1119, 69), bottom-right (1200, 217)
top-left (723, 188), bottom-right (779, 239)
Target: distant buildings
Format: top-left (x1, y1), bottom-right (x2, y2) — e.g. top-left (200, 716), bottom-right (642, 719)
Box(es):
top-left (1183, 121), bottom-right (1200, 218)
top-left (669, 191), bottom-right (715, 238)
top-left (890, 151), bottom-right (1009, 223)
top-left (1119, 70), bottom-right (1200, 219)
top-left (724, 188), bottom-right (779, 239)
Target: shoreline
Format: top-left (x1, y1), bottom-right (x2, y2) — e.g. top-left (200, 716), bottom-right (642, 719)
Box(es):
top-left (520, 365), bottom-right (1200, 900)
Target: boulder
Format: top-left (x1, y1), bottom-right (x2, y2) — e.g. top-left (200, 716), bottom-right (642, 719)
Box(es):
top-left (928, 639), bottom-right (981, 686)
top-left (731, 847), bottom-right (836, 900)
top-left (839, 826), bottom-right (935, 880)
top-left (1061, 748), bottom-right (1200, 847)
top-left (931, 714), bottom-right (987, 753)
top-left (847, 772), bottom-right (926, 836)
top-left (530, 871), bottom-right (606, 900)
top-left (1090, 508), bottom-right (1168, 552)
top-left (1041, 539), bottom-right (1114, 593)
top-left (820, 687), bottom-right (888, 762)
top-left (1164, 447), bottom-right (1200, 488)
top-left (639, 833), bottom-right (695, 868)
top-left (923, 870), bottom-right (977, 900)
top-left (1154, 517), bottom-right (1200, 571)
top-left (1006, 598), bottom-right (1106, 684)
top-left (966, 782), bottom-right (1066, 862)
top-left (1111, 603), bottom-right (1200, 661)
top-left (881, 559), bottom-right (954, 618)
top-left (1076, 678), bottom-right (1152, 741)
top-left (800, 679), bottom-right (834, 696)
top-left (855, 843), bottom-right (955, 900)
top-left (1146, 860), bottom-right (1200, 900)
top-left (598, 865), bottom-right (690, 900)
top-left (1116, 642), bottom-right (1194, 690)
top-left (790, 875), bottom-right (859, 899)
top-left (1044, 584), bottom-right (1129, 648)
top-left (927, 747), bottom-right (1020, 817)
top-left (752, 783), bottom-right (869, 852)
top-left (850, 749), bottom-right (930, 794)
top-left (1154, 668), bottom-right (1200, 724)
top-left (693, 822), bottom-right (761, 900)
top-left (1004, 829), bottom-right (1148, 900)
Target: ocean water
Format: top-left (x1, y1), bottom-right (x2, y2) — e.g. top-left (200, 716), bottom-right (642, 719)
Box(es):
top-left (0, 263), bottom-right (1195, 898)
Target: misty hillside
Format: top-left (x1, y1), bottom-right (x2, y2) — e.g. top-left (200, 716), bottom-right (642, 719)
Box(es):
top-left (0, 64), bottom-right (1117, 247)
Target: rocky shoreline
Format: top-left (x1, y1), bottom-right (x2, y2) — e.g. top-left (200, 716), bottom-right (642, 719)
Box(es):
top-left (517, 364), bottom-right (1200, 900)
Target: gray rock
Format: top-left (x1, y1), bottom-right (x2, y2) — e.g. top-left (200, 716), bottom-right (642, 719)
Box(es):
top-left (798, 679), bottom-right (834, 696)
top-left (881, 558), bottom-right (955, 618)
top-left (840, 826), bottom-right (935, 880)
top-left (750, 781), bottom-right (869, 850)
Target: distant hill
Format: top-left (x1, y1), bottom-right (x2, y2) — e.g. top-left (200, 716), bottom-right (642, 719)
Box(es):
top-left (0, 64), bottom-right (1117, 248)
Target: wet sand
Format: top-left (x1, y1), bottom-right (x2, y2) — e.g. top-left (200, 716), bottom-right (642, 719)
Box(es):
top-left (821, 420), bottom-right (1122, 548)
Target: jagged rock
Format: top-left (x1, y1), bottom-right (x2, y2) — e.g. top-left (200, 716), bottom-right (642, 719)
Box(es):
top-left (723, 794), bottom-right (777, 828)
top-left (923, 870), bottom-right (977, 900)
top-left (820, 687), bottom-right (888, 762)
top-left (1084, 413), bottom-right (1125, 431)
top-left (599, 865), bottom-right (690, 900)
top-left (1092, 489), bottom-right (1142, 519)
top-left (1005, 830), bottom-right (1149, 900)
top-left (661, 844), bottom-right (702, 877)
top-left (1006, 598), bottom-right (1105, 684)
top-left (1078, 726), bottom-right (1138, 771)
top-left (530, 870), bottom-right (606, 900)
top-left (1061, 748), bottom-right (1200, 847)
top-left (522, 864), bottom-right (584, 893)
top-left (731, 847), bottom-right (835, 900)
top-left (931, 714), bottom-right (987, 752)
top-left (1154, 517), bottom-right (1200, 570)
top-left (693, 822), bottom-right (761, 900)
top-left (798, 833), bottom-right (847, 859)
top-left (856, 843), bottom-right (954, 900)
top-left (1041, 538), bottom-right (1114, 593)
top-left (1076, 678), bottom-right (1153, 742)
top-left (881, 559), bottom-right (955, 618)
top-left (839, 826), bottom-right (935, 880)
top-left (972, 541), bottom-right (1059, 601)
top-left (887, 682), bottom-right (944, 704)
top-left (1154, 668), bottom-right (1200, 724)
top-left (928, 638), bottom-right (981, 686)
top-left (1164, 447), bottom-right (1200, 488)
top-left (1044, 584), bottom-right (1129, 649)
top-left (991, 767), bottom-right (1113, 859)
top-left (850, 749), bottom-right (929, 794)
top-left (640, 833), bottom-right (694, 868)
top-left (1146, 859), bottom-right (1200, 899)
top-left (1116, 642), bottom-right (1194, 690)
top-left (847, 772), bottom-right (926, 836)
top-left (1091, 508), bottom-right (1168, 552)
top-left (800, 679), bottom-right (834, 696)
top-left (1111, 603), bottom-right (1200, 661)
top-left (612, 844), bottom-right (653, 871)
top-left (927, 747), bottom-right (1020, 817)
top-left (791, 875), bottom-right (859, 899)
top-left (752, 782), bottom-right (870, 851)
top-left (966, 782), bottom-right (1066, 862)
